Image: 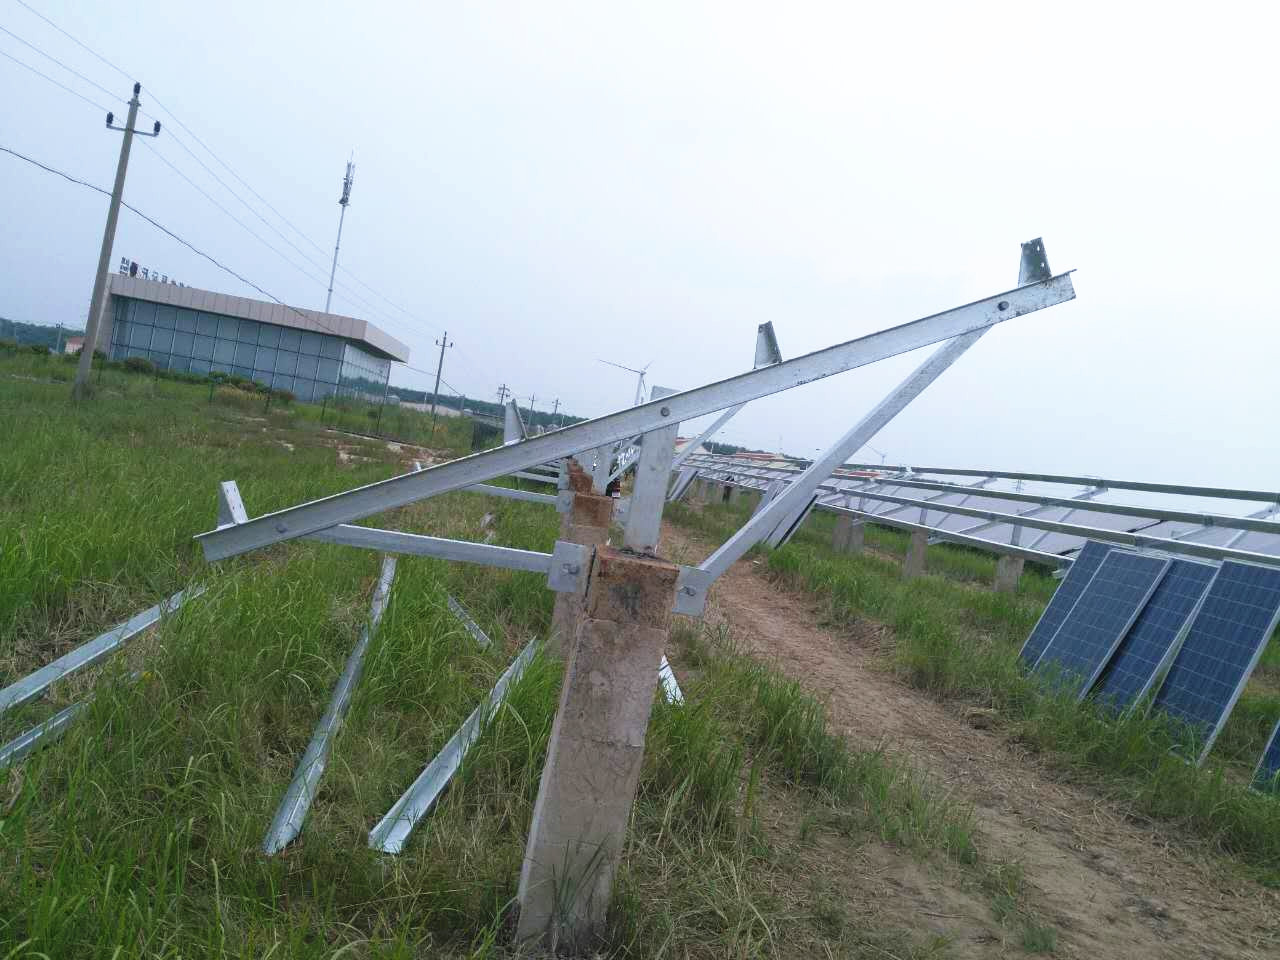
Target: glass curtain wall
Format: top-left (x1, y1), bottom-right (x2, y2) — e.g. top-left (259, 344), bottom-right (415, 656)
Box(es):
top-left (107, 297), bottom-right (389, 403)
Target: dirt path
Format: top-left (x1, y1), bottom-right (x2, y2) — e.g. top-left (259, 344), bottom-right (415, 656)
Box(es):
top-left (662, 523), bottom-right (1280, 959)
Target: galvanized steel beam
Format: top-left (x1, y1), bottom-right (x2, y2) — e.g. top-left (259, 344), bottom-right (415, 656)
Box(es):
top-left (195, 270), bottom-right (1076, 562)
top-left (262, 557), bottom-right (398, 854)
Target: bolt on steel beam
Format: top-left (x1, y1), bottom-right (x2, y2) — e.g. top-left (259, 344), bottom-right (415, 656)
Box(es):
top-left (195, 267), bottom-right (1075, 562)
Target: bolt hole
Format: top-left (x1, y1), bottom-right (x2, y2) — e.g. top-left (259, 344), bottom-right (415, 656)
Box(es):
top-left (997, 301), bottom-right (1009, 311)
top-left (660, 406), bottom-right (670, 417)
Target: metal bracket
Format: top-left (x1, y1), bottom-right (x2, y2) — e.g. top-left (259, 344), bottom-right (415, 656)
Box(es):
top-left (547, 540), bottom-right (591, 595)
top-left (672, 565), bottom-right (716, 616)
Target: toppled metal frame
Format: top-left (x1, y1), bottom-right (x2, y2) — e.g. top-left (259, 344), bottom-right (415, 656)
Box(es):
top-left (369, 638), bottom-right (541, 853)
top-left (262, 556), bottom-right (399, 854)
top-left (0, 585), bottom-right (206, 716)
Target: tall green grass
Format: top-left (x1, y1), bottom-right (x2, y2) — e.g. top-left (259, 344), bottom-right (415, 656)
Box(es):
top-left (2, 371), bottom-right (1012, 956)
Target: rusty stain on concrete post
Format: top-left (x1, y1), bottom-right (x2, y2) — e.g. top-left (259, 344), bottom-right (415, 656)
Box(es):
top-left (517, 545), bottom-right (679, 951)
top-left (549, 461), bottom-right (614, 658)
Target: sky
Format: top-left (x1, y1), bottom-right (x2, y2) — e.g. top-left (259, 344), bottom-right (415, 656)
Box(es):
top-left (1, 1), bottom-right (1277, 495)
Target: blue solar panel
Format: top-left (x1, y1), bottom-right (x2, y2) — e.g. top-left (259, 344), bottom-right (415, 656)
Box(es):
top-left (1034, 552), bottom-right (1170, 700)
top-left (1153, 561), bottom-right (1280, 765)
top-left (1254, 719), bottom-right (1280, 793)
top-left (1019, 541), bottom-right (1113, 666)
top-left (1091, 559), bottom-right (1217, 712)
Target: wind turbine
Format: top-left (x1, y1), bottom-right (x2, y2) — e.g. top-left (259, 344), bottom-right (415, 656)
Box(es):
top-left (597, 358), bottom-right (653, 407)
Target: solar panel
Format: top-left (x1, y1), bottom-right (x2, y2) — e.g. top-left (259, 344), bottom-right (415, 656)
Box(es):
top-left (1091, 559), bottom-right (1217, 712)
top-left (1253, 718), bottom-right (1280, 793)
top-left (1018, 540), bottom-right (1113, 666)
top-left (1152, 560), bottom-right (1280, 765)
top-left (1034, 552), bottom-right (1170, 699)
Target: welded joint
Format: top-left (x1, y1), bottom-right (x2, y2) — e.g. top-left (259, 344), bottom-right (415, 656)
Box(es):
top-left (672, 566), bottom-right (715, 616)
top-left (547, 540), bottom-right (591, 595)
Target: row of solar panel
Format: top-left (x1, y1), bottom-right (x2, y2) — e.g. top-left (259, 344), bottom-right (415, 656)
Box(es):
top-left (1019, 540), bottom-right (1280, 791)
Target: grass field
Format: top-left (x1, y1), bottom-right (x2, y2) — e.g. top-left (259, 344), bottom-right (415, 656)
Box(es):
top-left (666, 496), bottom-right (1280, 879)
top-left (1, 360), bottom-right (1049, 958)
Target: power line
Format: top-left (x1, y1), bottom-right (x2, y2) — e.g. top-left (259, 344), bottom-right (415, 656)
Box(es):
top-left (12, 0), bottom-right (134, 84)
top-left (0, 143), bottom-right (346, 340)
top-left (0, 46), bottom-right (112, 114)
top-left (0, 23), bottom-right (127, 105)
top-left (13, 0), bottom-right (444, 341)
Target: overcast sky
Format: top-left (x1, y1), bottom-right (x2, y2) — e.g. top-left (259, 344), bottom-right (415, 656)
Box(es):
top-left (2, 2), bottom-right (1276, 494)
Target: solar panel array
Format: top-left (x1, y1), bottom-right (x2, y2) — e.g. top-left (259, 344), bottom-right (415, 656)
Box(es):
top-left (1254, 720), bottom-right (1280, 793)
top-left (1018, 540), bottom-right (1112, 666)
top-left (1152, 561), bottom-right (1280, 764)
top-left (1092, 559), bottom-right (1217, 712)
top-left (1034, 552), bottom-right (1170, 700)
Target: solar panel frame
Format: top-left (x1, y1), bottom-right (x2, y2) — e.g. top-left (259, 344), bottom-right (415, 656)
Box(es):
top-left (1151, 560), bottom-right (1280, 766)
top-left (1033, 552), bottom-right (1171, 701)
top-left (1018, 540), bottom-right (1113, 666)
top-left (1253, 718), bottom-right (1280, 793)
top-left (1089, 558), bottom-right (1218, 714)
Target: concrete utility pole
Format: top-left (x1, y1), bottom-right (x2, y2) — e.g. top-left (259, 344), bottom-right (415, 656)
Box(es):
top-left (324, 158), bottom-right (355, 314)
top-left (550, 397), bottom-right (561, 427)
top-left (495, 383), bottom-right (510, 407)
top-left (72, 83), bottom-right (160, 400)
top-left (428, 331), bottom-right (453, 432)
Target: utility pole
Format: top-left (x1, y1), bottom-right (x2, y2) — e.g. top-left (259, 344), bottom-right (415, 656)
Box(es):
top-left (496, 383), bottom-right (510, 406)
top-left (429, 332), bottom-right (453, 432)
top-left (325, 158), bottom-right (355, 314)
top-left (551, 397), bottom-right (561, 427)
top-left (72, 83), bottom-right (161, 400)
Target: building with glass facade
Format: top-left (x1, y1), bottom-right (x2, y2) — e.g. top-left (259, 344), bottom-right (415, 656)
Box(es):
top-left (103, 275), bottom-right (409, 403)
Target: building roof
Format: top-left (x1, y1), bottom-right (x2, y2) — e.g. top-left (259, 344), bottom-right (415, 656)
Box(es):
top-left (108, 274), bottom-right (410, 362)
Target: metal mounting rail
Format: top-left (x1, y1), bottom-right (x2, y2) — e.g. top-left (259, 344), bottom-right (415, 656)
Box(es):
top-left (0, 585), bottom-right (206, 716)
top-left (0, 701), bottom-right (88, 770)
top-left (687, 455), bottom-right (1280, 538)
top-left (369, 638), bottom-right (540, 854)
top-left (810, 463), bottom-right (1279, 506)
top-left (844, 489), bottom-right (1280, 567)
top-left (216, 480), bottom-right (589, 594)
top-left (446, 596), bottom-right (493, 648)
top-left (195, 270), bottom-right (1075, 562)
top-left (262, 557), bottom-right (398, 854)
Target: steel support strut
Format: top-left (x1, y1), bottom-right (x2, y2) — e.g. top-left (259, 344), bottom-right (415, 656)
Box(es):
top-left (194, 270), bottom-right (1075, 562)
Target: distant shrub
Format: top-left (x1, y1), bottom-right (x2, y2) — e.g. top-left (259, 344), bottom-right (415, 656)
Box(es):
top-left (27, 344), bottom-right (49, 356)
top-left (209, 370), bottom-right (230, 383)
top-left (92, 349), bottom-right (107, 360)
top-left (0, 338), bottom-right (17, 353)
top-left (123, 356), bottom-right (155, 374)
top-left (60, 351), bottom-right (79, 363)
top-left (269, 388), bottom-right (294, 404)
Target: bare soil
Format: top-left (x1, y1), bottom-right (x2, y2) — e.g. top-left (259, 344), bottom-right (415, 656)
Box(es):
top-left (663, 523), bottom-right (1280, 959)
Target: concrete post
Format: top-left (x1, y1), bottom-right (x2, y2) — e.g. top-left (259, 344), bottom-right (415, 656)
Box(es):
top-left (549, 463), bottom-right (615, 658)
top-left (517, 546), bottom-right (679, 950)
top-left (903, 528), bottom-right (928, 579)
top-left (832, 514), bottom-right (864, 554)
top-left (994, 554), bottom-right (1025, 593)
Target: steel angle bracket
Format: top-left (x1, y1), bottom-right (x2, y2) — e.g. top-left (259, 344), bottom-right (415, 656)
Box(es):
top-left (547, 540), bottom-right (591, 595)
top-left (673, 566), bottom-right (716, 616)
